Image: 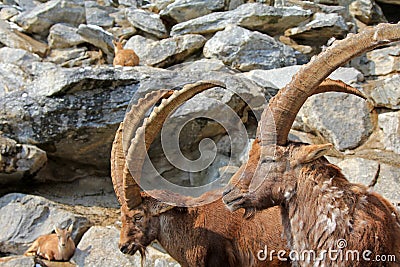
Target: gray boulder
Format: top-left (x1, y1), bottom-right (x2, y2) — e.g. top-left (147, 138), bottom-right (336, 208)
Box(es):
top-left (374, 163), bottom-right (400, 203)
top-left (0, 193), bottom-right (90, 255)
top-left (125, 34), bottom-right (206, 67)
top-left (369, 74), bottom-right (400, 109)
top-left (336, 157), bottom-right (400, 206)
top-left (0, 20), bottom-right (47, 57)
top-left (48, 24), bottom-right (86, 49)
top-left (160, 0), bottom-right (225, 23)
top-left (126, 8), bottom-right (168, 39)
top-left (285, 13), bottom-right (349, 47)
top-left (297, 92), bottom-right (372, 151)
top-left (337, 157), bottom-right (379, 186)
top-left (378, 111), bottom-right (400, 154)
top-left (84, 1), bottom-right (116, 28)
top-left (77, 24), bottom-right (115, 64)
top-left (72, 226), bottom-right (180, 267)
top-left (203, 25), bottom-right (297, 71)
top-left (354, 43), bottom-right (400, 76)
top-left (171, 3), bottom-right (312, 36)
top-left (14, 0), bottom-right (86, 37)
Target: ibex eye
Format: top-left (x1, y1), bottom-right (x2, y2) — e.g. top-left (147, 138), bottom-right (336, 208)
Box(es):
top-left (261, 157), bottom-right (275, 163)
top-left (134, 215), bottom-right (143, 222)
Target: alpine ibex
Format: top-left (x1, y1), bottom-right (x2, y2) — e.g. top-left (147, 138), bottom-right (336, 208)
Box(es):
top-left (112, 37), bottom-right (139, 67)
top-left (222, 23), bottom-right (400, 266)
top-left (24, 224), bottom-right (76, 261)
top-left (111, 79), bottom-right (361, 266)
top-left (111, 81), bottom-right (289, 267)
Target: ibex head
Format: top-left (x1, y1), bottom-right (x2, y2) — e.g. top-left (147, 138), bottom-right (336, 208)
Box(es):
top-left (111, 81), bottom-right (226, 260)
top-left (118, 195), bottom-right (173, 256)
top-left (54, 224), bottom-right (73, 249)
top-left (223, 23), bottom-right (400, 214)
top-left (112, 37), bottom-right (126, 53)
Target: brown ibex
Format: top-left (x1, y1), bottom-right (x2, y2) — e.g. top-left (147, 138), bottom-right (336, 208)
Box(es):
top-left (24, 224), bottom-right (75, 261)
top-left (222, 23), bottom-right (400, 266)
top-left (111, 81), bottom-right (289, 266)
top-left (112, 37), bottom-right (139, 67)
top-left (111, 79), bottom-right (360, 266)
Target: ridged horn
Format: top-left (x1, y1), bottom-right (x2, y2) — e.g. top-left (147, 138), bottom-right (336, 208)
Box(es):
top-left (111, 123), bottom-right (126, 205)
top-left (122, 90), bottom-right (172, 156)
top-left (258, 23), bottom-right (400, 146)
top-left (111, 90), bottom-right (172, 207)
top-left (124, 80), bottom-right (226, 209)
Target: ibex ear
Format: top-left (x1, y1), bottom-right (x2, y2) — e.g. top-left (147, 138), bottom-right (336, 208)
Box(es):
top-left (150, 202), bottom-right (174, 216)
top-left (67, 224), bottom-right (73, 232)
top-left (297, 143), bottom-right (333, 164)
top-left (54, 225), bottom-right (60, 235)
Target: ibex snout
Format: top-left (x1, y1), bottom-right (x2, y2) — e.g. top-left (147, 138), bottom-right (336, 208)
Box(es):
top-left (119, 243), bottom-right (129, 254)
top-left (119, 242), bottom-right (140, 255)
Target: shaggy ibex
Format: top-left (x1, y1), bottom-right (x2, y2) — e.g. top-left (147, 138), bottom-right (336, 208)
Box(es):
top-left (222, 23), bottom-right (400, 266)
top-left (112, 37), bottom-right (139, 67)
top-left (24, 224), bottom-right (75, 261)
top-left (111, 79), bottom-right (361, 266)
top-left (111, 81), bottom-right (290, 267)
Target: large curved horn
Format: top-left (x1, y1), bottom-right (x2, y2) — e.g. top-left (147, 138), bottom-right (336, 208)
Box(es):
top-left (111, 123), bottom-right (126, 205)
top-left (122, 90), bottom-right (172, 156)
top-left (111, 90), bottom-right (172, 206)
top-left (124, 80), bottom-right (226, 209)
top-left (258, 23), bottom-right (400, 146)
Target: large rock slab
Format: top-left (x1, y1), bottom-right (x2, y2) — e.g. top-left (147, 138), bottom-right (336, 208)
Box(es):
top-left (171, 3), bottom-right (312, 36)
top-left (297, 92), bottom-right (372, 151)
top-left (0, 20), bottom-right (47, 57)
top-left (0, 65), bottom-right (265, 182)
top-left (369, 74), bottom-right (400, 109)
top-left (337, 157), bottom-right (379, 186)
top-left (203, 25), bottom-right (297, 71)
top-left (0, 193), bottom-right (90, 255)
top-left (0, 63), bottom-right (31, 95)
top-left (0, 47), bottom-right (60, 95)
top-left (160, 0), bottom-right (225, 24)
top-left (125, 34), bottom-right (206, 68)
top-left (72, 226), bottom-right (180, 267)
top-left (14, 0), bottom-right (86, 37)
top-left (126, 8), bottom-right (168, 39)
top-left (241, 65), bottom-right (363, 97)
top-left (48, 24), bottom-right (86, 49)
top-left (355, 43), bottom-right (400, 76)
top-left (336, 157), bottom-right (400, 206)
top-left (378, 111), bottom-right (400, 154)
top-left (374, 163), bottom-right (400, 204)
top-left (285, 13), bottom-right (349, 46)
top-left (77, 24), bottom-right (114, 64)
top-left (84, 1), bottom-right (116, 28)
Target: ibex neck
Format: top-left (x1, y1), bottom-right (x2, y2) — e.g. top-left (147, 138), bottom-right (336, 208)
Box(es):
top-left (281, 163), bottom-right (358, 266)
top-left (58, 241), bottom-right (74, 260)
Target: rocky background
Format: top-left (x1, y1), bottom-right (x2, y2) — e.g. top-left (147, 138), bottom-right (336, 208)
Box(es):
top-left (0, 0), bottom-right (399, 266)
